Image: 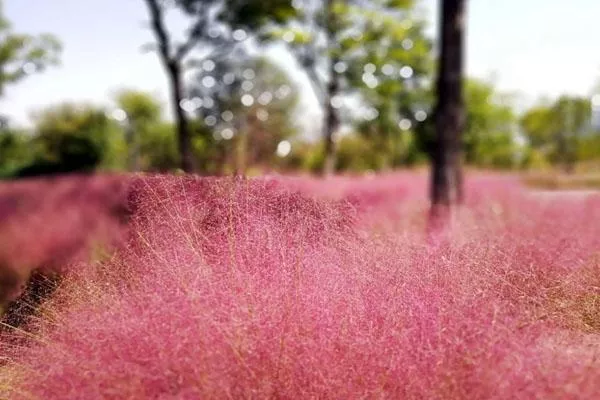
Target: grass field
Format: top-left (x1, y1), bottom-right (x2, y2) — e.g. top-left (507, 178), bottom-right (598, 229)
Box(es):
top-left (0, 172), bottom-right (599, 399)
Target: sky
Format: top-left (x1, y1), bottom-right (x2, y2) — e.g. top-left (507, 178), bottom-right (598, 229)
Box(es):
top-left (2, 0), bottom-right (600, 133)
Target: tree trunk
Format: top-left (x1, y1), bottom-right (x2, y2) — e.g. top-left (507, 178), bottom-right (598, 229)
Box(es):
top-left (125, 123), bottom-right (139, 172)
top-left (430, 0), bottom-right (467, 216)
top-left (234, 114), bottom-right (249, 176)
top-left (143, 0), bottom-right (195, 173)
top-left (167, 62), bottom-right (195, 173)
top-left (321, 0), bottom-right (341, 177)
top-left (322, 74), bottom-right (340, 176)
top-left (562, 99), bottom-right (576, 174)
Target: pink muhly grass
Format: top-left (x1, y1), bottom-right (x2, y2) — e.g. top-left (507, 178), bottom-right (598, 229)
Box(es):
top-left (0, 174), bottom-right (131, 303)
top-left (0, 174), bottom-right (131, 270)
top-left (1, 174), bottom-right (600, 399)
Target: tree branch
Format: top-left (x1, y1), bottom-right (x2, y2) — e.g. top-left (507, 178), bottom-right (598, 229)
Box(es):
top-left (175, 19), bottom-right (205, 61)
top-left (143, 0), bottom-right (173, 64)
top-left (175, 39), bottom-right (196, 62)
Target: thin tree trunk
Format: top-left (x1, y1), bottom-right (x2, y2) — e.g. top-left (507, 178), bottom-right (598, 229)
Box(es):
top-left (322, 72), bottom-right (340, 176)
top-left (562, 99), bottom-right (576, 174)
top-left (430, 0), bottom-right (467, 218)
top-left (167, 62), bottom-right (194, 173)
top-left (125, 122), bottom-right (139, 172)
top-left (234, 114), bottom-right (249, 176)
top-left (143, 0), bottom-right (195, 173)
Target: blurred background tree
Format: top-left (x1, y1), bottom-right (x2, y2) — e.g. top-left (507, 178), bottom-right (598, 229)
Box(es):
top-left (0, 0), bottom-right (62, 178)
top-left (263, 0), bottom-right (430, 175)
top-left (13, 103), bottom-right (122, 177)
top-left (142, 0), bottom-right (219, 172)
top-left (113, 89), bottom-right (179, 172)
top-left (463, 79), bottom-right (518, 169)
top-left (0, 126), bottom-right (32, 177)
top-left (143, 0), bottom-right (296, 172)
top-left (520, 96), bottom-right (592, 172)
top-left (0, 0), bottom-right (61, 96)
top-left (189, 56), bottom-right (300, 175)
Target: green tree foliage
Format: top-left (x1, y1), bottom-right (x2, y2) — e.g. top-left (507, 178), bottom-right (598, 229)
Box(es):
top-left (335, 134), bottom-right (384, 172)
top-left (289, 79), bottom-right (523, 175)
top-left (16, 103), bottom-right (121, 176)
top-left (343, 5), bottom-right (432, 122)
top-left (342, 4), bottom-right (432, 169)
top-left (139, 121), bottom-right (179, 172)
top-left (410, 78), bottom-right (519, 170)
top-left (0, 127), bottom-right (34, 177)
top-left (113, 89), bottom-right (178, 171)
top-left (115, 90), bottom-right (162, 124)
top-left (263, 0), bottom-right (431, 174)
top-left (0, 0), bottom-right (61, 95)
top-left (176, 0), bottom-right (296, 32)
top-left (520, 104), bottom-right (554, 150)
top-left (577, 135), bottom-right (600, 163)
top-left (142, 0), bottom-right (223, 172)
top-left (143, 0), bottom-right (295, 172)
top-left (520, 96), bottom-right (591, 170)
top-left (190, 56), bottom-right (300, 174)
top-left (463, 79), bottom-right (518, 168)
top-left (158, 0), bottom-right (432, 175)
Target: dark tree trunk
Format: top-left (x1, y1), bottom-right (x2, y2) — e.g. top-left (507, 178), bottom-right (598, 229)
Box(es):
top-left (321, 0), bottom-right (341, 177)
top-left (322, 67), bottom-right (340, 176)
top-left (144, 0), bottom-right (195, 173)
top-left (166, 62), bottom-right (194, 173)
top-left (430, 0), bottom-right (467, 216)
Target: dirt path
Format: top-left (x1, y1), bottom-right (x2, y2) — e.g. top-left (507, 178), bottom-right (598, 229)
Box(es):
top-left (527, 189), bottom-right (599, 199)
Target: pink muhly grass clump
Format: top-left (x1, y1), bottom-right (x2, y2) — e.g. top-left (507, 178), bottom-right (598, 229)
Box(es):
top-left (285, 172), bottom-right (430, 232)
top-left (0, 175), bottom-right (131, 304)
top-left (2, 174), bottom-right (600, 399)
top-left (0, 174), bottom-right (131, 271)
